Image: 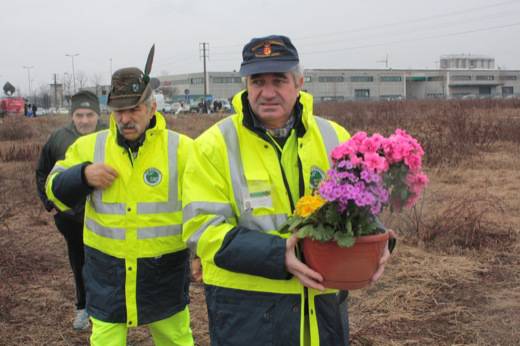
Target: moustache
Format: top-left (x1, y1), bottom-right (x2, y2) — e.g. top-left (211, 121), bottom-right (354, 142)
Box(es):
top-left (117, 123), bottom-right (137, 130)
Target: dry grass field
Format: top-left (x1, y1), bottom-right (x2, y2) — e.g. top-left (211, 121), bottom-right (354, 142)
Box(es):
top-left (0, 98), bottom-right (519, 345)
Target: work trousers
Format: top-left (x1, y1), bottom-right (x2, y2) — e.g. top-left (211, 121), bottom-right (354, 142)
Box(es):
top-left (53, 213), bottom-right (86, 309)
top-left (90, 306), bottom-right (194, 346)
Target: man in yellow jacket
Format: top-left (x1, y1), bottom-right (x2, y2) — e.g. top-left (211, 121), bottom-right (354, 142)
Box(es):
top-left (46, 47), bottom-right (194, 346)
top-left (182, 35), bottom-right (392, 345)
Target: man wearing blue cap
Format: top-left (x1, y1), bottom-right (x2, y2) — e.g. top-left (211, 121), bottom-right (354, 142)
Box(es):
top-left (182, 35), bottom-right (392, 345)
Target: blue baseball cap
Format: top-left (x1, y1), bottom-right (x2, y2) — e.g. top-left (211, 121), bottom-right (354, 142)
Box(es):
top-left (239, 35), bottom-right (300, 76)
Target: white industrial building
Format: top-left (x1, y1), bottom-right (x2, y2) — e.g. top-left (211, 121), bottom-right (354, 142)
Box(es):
top-left (157, 57), bottom-right (520, 103)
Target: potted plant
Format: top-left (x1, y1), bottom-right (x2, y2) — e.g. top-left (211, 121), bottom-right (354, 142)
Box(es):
top-left (281, 129), bottom-right (428, 290)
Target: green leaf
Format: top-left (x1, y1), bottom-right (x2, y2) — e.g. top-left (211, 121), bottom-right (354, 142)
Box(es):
top-left (288, 216), bottom-right (305, 233)
top-left (297, 225), bottom-right (315, 239)
top-left (346, 219), bottom-right (353, 235)
top-left (317, 224), bottom-right (335, 242)
top-left (334, 232), bottom-right (356, 248)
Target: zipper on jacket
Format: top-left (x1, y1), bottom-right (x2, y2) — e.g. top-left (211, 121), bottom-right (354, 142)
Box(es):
top-left (126, 148), bottom-right (135, 167)
top-left (265, 133), bottom-right (296, 212)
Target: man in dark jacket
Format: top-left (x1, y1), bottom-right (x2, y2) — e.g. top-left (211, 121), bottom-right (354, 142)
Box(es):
top-left (35, 90), bottom-right (105, 330)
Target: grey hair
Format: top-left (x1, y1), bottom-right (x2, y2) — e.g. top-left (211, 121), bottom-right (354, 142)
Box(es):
top-left (242, 64), bottom-right (305, 88)
top-left (143, 93), bottom-right (156, 112)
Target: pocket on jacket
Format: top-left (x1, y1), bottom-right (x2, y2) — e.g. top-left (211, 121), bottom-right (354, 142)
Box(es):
top-left (213, 290), bottom-right (275, 346)
top-left (136, 250), bottom-right (190, 323)
top-left (83, 246), bottom-right (126, 322)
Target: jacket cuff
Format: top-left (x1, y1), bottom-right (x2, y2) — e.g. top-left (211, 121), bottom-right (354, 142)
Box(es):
top-left (214, 226), bottom-right (290, 280)
top-left (52, 162), bottom-right (93, 209)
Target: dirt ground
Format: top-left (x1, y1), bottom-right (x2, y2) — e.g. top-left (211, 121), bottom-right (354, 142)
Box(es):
top-left (0, 112), bottom-right (519, 345)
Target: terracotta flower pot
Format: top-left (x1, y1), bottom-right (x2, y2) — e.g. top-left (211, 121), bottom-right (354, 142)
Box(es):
top-left (302, 231), bottom-right (390, 290)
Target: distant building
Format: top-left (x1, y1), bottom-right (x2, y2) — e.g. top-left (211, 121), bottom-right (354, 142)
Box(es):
top-left (440, 54), bottom-right (494, 70)
top-left (157, 67), bottom-right (520, 102)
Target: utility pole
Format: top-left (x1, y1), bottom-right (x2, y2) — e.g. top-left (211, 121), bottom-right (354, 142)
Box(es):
top-left (65, 53), bottom-right (79, 93)
top-left (52, 73), bottom-right (58, 109)
top-left (109, 58), bottom-right (113, 82)
top-left (200, 42), bottom-right (209, 111)
top-left (22, 65), bottom-right (34, 101)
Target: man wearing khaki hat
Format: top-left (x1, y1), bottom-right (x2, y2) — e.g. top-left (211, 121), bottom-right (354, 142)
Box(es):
top-left (45, 46), bottom-right (194, 345)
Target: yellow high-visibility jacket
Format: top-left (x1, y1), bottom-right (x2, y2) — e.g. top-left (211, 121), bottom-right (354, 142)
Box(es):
top-left (46, 112), bottom-right (192, 326)
top-left (182, 91), bottom-right (350, 345)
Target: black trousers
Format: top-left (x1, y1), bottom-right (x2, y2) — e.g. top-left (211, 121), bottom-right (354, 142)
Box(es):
top-left (53, 213), bottom-right (86, 309)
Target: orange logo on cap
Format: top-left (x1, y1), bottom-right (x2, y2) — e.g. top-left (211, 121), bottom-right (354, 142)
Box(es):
top-left (263, 42), bottom-right (272, 56)
top-left (252, 40), bottom-right (283, 58)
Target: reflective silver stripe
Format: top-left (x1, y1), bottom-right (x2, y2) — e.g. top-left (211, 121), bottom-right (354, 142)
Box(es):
top-left (187, 215), bottom-right (227, 252)
top-left (49, 165), bottom-right (66, 175)
top-left (239, 213), bottom-right (288, 232)
top-left (86, 218), bottom-right (125, 240)
top-left (91, 131), bottom-right (126, 214)
top-left (137, 131), bottom-right (181, 214)
top-left (219, 119), bottom-right (288, 232)
top-left (93, 130), bottom-right (109, 163)
top-left (137, 224), bottom-right (182, 239)
top-left (219, 119), bottom-right (247, 214)
top-left (183, 202), bottom-right (234, 222)
top-left (314, 116), bottom-right (340, 167)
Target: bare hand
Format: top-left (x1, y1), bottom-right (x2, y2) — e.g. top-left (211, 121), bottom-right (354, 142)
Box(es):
top-left (191, 257), bottom-right (203, 282)
top-left (285, 234), bottom-right (325, 291)
top-left (84, 163), bottom-right (118, 189)
top-left (371, 229), bottom-right (397, 283)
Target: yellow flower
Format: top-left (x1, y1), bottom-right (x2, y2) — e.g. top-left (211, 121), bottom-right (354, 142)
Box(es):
top-left (294, 195), bottom-right (326, 217)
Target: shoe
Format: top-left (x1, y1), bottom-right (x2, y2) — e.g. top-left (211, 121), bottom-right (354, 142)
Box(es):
top-left (73, 309), bottom-right (90, 330)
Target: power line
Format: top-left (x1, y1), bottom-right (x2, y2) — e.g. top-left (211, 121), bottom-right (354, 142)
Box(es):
top-left (296, 0), bottom-right (519, 41)
top-left (209, 0), bottom-right (519, 49)
top-left (300, 21), bottom-right (520, 55)
top-left (291, 9), bottom-right (520, 49)
top-left (154, 1), bottom-right (520, 70)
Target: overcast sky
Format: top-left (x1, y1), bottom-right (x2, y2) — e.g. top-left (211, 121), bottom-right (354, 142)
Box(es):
top-left (1, 0), bottom-right (520, 96)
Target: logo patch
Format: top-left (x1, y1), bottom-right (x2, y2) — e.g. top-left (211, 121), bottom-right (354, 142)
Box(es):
top-left (262, 42), bottom-right (272, 56)
top-left (310, 166), bottom-right (326, 190)
top-left (132, 83), bottom-right (140, 93)
top-left (144, 168), bottom-right (162, 186)
top-left (80, 101), bottom-right (91, 107)
top-left (252, 39), bottom-right (283, 58)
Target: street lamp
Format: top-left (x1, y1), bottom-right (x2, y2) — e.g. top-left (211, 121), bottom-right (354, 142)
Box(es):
top-left (65, 53), bottom-right (79, 93)
top-left (22, 65), bottom-right (34, 101)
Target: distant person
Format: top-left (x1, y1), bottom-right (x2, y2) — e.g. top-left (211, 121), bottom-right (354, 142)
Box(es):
top-left (36, 90), bottom-right (105, 330)
top-left (24, 103), bottom-right (28, 117)
top-left (32, 103), bottom-right (37, 117)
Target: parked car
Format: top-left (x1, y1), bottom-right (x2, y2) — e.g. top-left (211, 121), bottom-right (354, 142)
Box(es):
top-left (213, 98), bottom-right (232, 112)
top-left (162, 103), bottom-right (172, 113)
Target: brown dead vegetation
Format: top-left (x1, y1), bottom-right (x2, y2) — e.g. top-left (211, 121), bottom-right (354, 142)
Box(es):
top-left (1, 99), bottom-right (519, 345)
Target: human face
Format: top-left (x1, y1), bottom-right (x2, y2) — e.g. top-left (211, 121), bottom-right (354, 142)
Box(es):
top-left (72, 108), bottom-right (99, 135)
top-left (113, 101), bottom-right (156, 141)
top-left (247, 72), bottom-right (303, 129)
